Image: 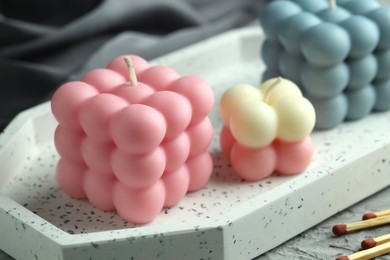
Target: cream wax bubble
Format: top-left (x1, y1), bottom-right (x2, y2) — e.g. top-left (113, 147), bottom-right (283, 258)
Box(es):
top-left (219, 77), bottom-right (315, 181)
top-left (51, 55), bottom-right (214, 224)
top-left (260, 0), bottom-right (390, 129)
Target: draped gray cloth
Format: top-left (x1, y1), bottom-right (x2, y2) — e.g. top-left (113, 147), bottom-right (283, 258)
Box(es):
top-left (0, 0), bottom-right (265, 131)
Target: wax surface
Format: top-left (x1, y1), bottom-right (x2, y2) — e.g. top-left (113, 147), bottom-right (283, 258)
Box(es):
top-left (219, 77), bottom-right (315, 181)
top-left (317, 6), bottom-right (351, 23)
top-left (51, 55), bottom-right (214, 224)
top-left (260, 0), bottom-right (390, 129)
top-left (301, 62), bottom-right (349, 98)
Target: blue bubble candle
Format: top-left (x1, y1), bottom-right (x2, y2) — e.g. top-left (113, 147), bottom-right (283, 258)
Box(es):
top-left (259, 0), bottom-right (390, 129)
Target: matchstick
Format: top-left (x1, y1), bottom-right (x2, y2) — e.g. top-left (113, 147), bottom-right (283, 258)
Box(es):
top-left (335, 241), bottom-right (390, 260)
top-left (332, 215), bottom-right (390, 235)
top-left (362, 209), bottom-right (390, 220)
top-left (361, 233), bottom-right (390, 249)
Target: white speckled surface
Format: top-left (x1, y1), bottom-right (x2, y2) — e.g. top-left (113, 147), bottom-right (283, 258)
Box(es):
top-left (1, 27), bottom-right (390, 260)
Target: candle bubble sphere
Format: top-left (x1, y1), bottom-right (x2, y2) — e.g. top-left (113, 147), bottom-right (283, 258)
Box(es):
top-left (278, 12), bottom-right (321, 55)
top-left (316, 6), bottom-right (351, 23)
top-left (291, 0), bottom-right (328, 13)
top-left (301, 22), bottom-right (351, 67)
top-left (301, 62), bottom-right (349, 99)
top-left (340, 0), bottom-right (380, 15)
top-left (259, 0), bottom-right (302, 42)
top-left (340, 15), bottom-right (379, 58)
top-left (345, 85), bottom-right (376, 120)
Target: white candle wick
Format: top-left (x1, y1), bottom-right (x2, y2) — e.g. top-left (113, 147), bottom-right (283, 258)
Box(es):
top-left (264, 76), bottom-right (282, 103)
top-left (124, 56), bottom-right (138, 86)
top-left (329, 0), bottom-right (337, 9)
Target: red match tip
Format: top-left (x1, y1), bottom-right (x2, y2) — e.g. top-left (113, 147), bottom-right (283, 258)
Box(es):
top-left (336, 256), bottom-right (350, 260)
top-left (362, 213), bottom-right (376, 220)
top-left (361, 238), bottom-right (377, 249)
top-left (332, 224), bottom-right (347, 236)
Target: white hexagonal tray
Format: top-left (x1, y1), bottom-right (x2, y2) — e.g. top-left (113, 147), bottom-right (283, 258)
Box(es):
top-left (1, 27), bottom-right (390, 260)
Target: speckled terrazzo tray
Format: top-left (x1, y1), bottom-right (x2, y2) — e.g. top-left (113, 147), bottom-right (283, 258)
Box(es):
top-left (1, 27), bottom-right (390, 260)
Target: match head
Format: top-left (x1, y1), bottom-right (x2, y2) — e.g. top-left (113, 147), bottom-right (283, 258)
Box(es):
top-left (361, 238), bottom-right (376, 249)
top-left (336, 256), bottom-right (350, 260)
top-left (332, 224), bottom-right (347, 236)
top-left (362, 213), bottom-right (376, 220)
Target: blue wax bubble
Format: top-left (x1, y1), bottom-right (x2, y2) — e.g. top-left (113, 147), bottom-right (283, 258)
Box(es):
top-left (308, 94), bottom-right (348, 129)
top-left (347, 54), bottom-right (378, 90)
top-left (340, 16), bottom-right (380, 58)
top-left (367, 7), bottom-right (390, 50)
top-left (278, 12), bottom-right (321, 55)
top-left (375, 48), bottom-right (390, 81)
top-left (345, 85), bottom-right (376, 120)
top-left (278, 50), bottom-right (304, 84)
top-left (261, 69), bottom-right (281, 83)
top-left (259, 1), bottom-right (302, 42)
top-left (291, 0), bottom-right (328, 13)
top-left (341, 0), bottom-right (380, 15)
top-left (301, 23), bottom-right (351, 67)
top-left (373, 79), bottom-right (390, 111)
top-left (301, 62), bottom-right (349, 99)
top-left (261, 40), bottom-right (283, 70)
top-left (317, 7), bottom-right (351, 23)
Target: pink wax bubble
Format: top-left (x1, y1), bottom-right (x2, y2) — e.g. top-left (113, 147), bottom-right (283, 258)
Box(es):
top-left (51, 81), bottom-right (98, 130)
top-left (187, 152), bottom-right (213, 192)
top-left (106, 54), bottom-right (150, 78)
top-left (161, 132), bottom-right (190, 172)
top-left (79, 93), bottom-right (128, 143)
top-left (84, 170), bottom-right (116, 211)
top-left (187, 117), bottom-right (213, 157)
top-left (112, 82), bottom-right (155, 104)
top-left (162, 165), bottom-right (190, 208)
top-left (81, 138), bottom-right (115, 176)
top-left (54, 126), bottom-right (84, 163)
top-left (113, 181), bottom-right (165, 224)
top-left (219, 126), bottom-right (236, 160)
top-left (111, 147), bottom-right (166, 189)
top-left (169, 76), bottom-right (215, 125)
top-left (81, 68), bottom-right (126, 93)
top-left (274, 136), bottom-right (314, 175)
top-left (109, 104), bottom-right (167, 154)
top-left (230, 143), bottom-right (276, 181)
top-left (138, 66), bottom-right (180, 91)
top-left (56, 159), bottom-right (87, 199)
top-left (144, 91), bottom-right (192, 140)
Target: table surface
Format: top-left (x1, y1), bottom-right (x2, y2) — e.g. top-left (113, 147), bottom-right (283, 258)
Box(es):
top-left (2, 1), bottom-right (390, 259)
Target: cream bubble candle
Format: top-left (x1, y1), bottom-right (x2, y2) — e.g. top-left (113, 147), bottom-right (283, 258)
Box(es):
top-left (219, 77), bottom-right (315, 181)
top-left (260, 0), bottom-right (390, 129)
top-left (51, 55), bottom-right (214, 224)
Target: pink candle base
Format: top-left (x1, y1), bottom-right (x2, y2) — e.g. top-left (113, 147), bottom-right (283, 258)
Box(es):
top-left (220, 126), bottom-right (314, 181)
top-left (51, 55), bottom-right (214, 224)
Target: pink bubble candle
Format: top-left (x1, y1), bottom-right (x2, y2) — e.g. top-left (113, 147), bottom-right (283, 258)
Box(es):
top-left (51, 55), bottom-right (214, 224)
top-left (219, 77), bottom-right (315, 181)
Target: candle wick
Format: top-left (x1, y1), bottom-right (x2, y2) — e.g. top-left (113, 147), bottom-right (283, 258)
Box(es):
top-left (264, 76), bottom-right (282, 102)
top-left (329, 0), bottom-right (337, 9)
top-left (124, 56), bottom-right (138, 86)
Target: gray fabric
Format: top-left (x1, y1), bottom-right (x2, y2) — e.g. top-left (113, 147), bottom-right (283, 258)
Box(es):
top-left (0, 0), bottom-right (264, 131)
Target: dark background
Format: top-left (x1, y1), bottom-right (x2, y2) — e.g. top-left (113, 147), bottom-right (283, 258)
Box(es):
top-left (0, 0), bottom-right (265, 131)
